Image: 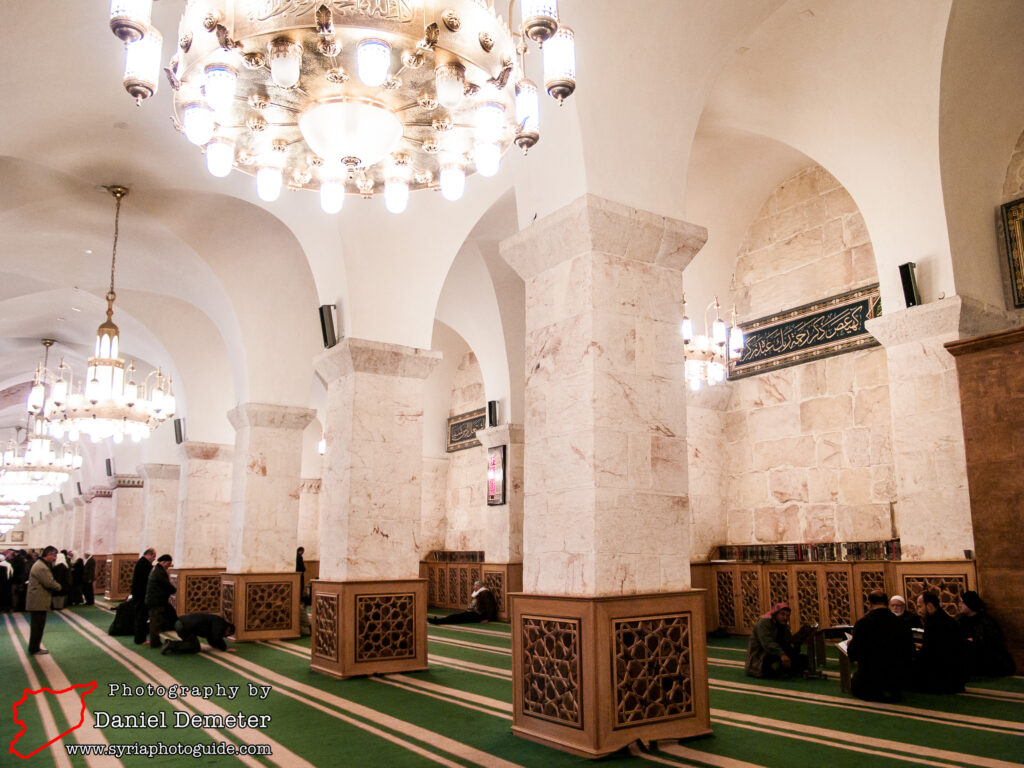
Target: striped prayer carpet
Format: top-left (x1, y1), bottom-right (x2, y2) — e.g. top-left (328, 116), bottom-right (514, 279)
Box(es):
top-left (3, 604), bottom-right (1022, 768)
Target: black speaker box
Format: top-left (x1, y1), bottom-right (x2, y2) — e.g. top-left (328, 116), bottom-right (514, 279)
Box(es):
top-left (105, 458), bottom-right (113, 477)
top-left (319, 304), bottom-right (338, 348)
top-left (487, 400), bottom-right (498, 427)
top-left (899, 262), bottom-right (921, 308)
top-left (174, 418), bottom-right (185, 445)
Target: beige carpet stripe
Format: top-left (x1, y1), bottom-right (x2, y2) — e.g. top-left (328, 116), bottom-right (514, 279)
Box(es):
top-left (430, 624), bottom-right (511, 639)
top-left (213, 650), bottom-right (527, 768)
top-left (257, 640), bottom-right (309, 660)
top-left (709, 715), bottom-right (954, 768)
top-left (429, 635), bottom-right (512, 656)
top-left (57, 611), bottom-right (294, 767)
top-left (710, 679), bottom-right (1024, 735)
top-left (657, 742), bottom-right (770, 768)
top-left (429, 654), bottom-right (513, 680)
top-left (372, 676), bottom-right (512, 721)
top-left (202, 655), bottom-right (466, 768)
top-left (963, 688), bottom-right (1024, 702)
top-left (712, 708), bottom-right (1022, 768)
top-left (386, 673), bottom-right (513, 713)
top-left (10, 613), bottom-right (122, 768)
top-left (3, 614), bottom-right (74, 768)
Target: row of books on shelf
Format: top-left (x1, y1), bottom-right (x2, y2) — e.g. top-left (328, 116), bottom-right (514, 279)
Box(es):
top-left (425, 550), bottom-right (485, 563)
top-left (715, 539), bottom-right (901, 563)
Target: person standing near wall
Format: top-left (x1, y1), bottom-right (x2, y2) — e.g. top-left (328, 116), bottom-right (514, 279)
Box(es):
top-left (145, 554), bottom-right (176, 649)
top-left (132, 548), bottom-right (156, 644)
top-left (82, 552), bottom-right (96, 606)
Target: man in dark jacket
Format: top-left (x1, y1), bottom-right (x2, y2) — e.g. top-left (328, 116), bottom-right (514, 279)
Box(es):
top-left (745, 602), bottom-right (808, 677)
top-left (82, 553), bottom-right (96, 605)
top-left (26, 546), bottom-right (61, 654)
top-left (428, 581), bottom-right (499, 624)
top-left (162, 613), bottom-right (235, 655)
top-left (848, 589), bottom-right (913, 701)
top-left (131, 548), bottom-right (156, 644)
top-left (145, 554), bottom-right (176, 648)
top-left (69, 551), bottom-right (84, 606)
top-left (912, 591), bottom-right (966, 693)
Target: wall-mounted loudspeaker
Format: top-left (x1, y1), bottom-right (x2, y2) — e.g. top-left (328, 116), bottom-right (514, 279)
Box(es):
top-left (76, 482), bottom-right (82, 496)
top-left (105, 458), bottom-right (113, 477)
top-left (487, 400), bottom-right (498, 428)
top-left (899, 262), bottom-right (921, 308)
top-left (59, 493), bottom-right (65, 505)
top-left (174, 417), bottom-right (185, 445)
top-left (319, 304), bottom-right (338, 348)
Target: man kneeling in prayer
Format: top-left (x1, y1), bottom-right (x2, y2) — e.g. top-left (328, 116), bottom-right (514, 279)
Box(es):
top-left (745, 602), bottom-right (809, 677)
top-left (428, 581), bottom-right (498, 625)
top-left (162, 612), bottom-right (235, 655)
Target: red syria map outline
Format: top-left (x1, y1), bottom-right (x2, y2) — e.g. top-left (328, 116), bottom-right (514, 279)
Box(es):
top-left (9, 680), bottom-right (97, 759)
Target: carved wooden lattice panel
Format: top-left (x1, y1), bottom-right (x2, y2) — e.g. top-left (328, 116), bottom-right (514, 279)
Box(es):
top-left (186, 575), bottom-right (222, 614)
top-left (716, 571), bottom-right (736, 629)
top-left (825, 571), bottom-right (852, 626)
top-left (118, 560), bottom-right (135, 593)
top-left (459, 567), bottom-right (470, 608)
top-left (427, 565), bottom-right (438, 604)
top-left (612, 613), bottom-right (693, 728)
top-left (482, 570), bottom-right (505, 614)
top-left (313, 593), bottom-right (339, 661)
top-left (739, 571), bottom-right (761, 630)
top-left (95, 560), bottom-right (110, 592)
top-left (448, 568), bottom-right (458, 608)
top-left (768, 570), bottom-right (790, 608)
top-left (903, 575), bottom-right (968, 618)
top-left (859, 570), bottom-right (886, 615)
top-left (221, 582), bottom-right (235, 626)
top-left (435, 565), bottom-right (447, 605)
top-left (521, 617), bottom-right (582, 728)
top-left (355, 593), bottom-right (416, 662)
top-left (245, 582), bottom-right (293, 631)
top-left (169, 574), bottom-right (178, 610)
top-left (795, 570), bottom-right (821, 626)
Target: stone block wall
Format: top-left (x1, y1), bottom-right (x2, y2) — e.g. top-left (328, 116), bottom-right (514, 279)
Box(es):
top-left (443, 351), bottom-right (486, 551)
top-left (688, 165), bottom-right (897, 553)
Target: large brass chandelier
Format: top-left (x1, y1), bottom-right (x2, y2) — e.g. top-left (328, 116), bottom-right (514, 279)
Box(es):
top-left (0, 421), bottom-right (81, 505)
top-left (0, 501), bottom-right (29, 536)
top-left (681, 293), bottom-right (745, 392)
top-left (109, 0), bottom-right (577, 212)
top-left (27, 190), bottom-right (176, 444)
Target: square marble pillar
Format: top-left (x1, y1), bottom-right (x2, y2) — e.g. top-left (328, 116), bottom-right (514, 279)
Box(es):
top-left (311, 339), bottom-right (441, 678)
top-left (866, 297), bottom-right (1010, 560)
top-left (111, 475), bottom-right (144, 554)
top-left (476, 424), bottom-right (524, 563)
top-left (297, 478), bottom-right (321, 559)
top-left (139, 463), bottom-right (180, 557)
top-left (225, 403), bottom-right (315, 574)
top-left (500, 194), bottom-right (712, 756)
top-left (71, 497), bottom-right (87, 554)
top-left (174, 442), bottom-right (233, 569)
top-left (224, 404), bottom-right (314, 639)
top-left (87, 489), bottom-right (115, 556)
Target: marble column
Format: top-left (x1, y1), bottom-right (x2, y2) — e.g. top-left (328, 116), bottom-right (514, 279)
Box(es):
top-left (88, 489), bottom-right (115, 595)
top-left (865, 297), bottom-right (1011, 560)
top-left (139, 463), bottom-right (180, 557)
top-left (498, 194), bottom-right (711, 756)
top-left (297, 478), bottom-right (321, 559)
top-left (311, 338), bottom-right (440, 679)
top-left (108, 475), bottom-right (144, 600)
top-left (222, 403), bottom-right (314, 640)
top-left (419, 457), bottom-right (450, 553)
top-left (171, 442), bottom-right (233, 616)
top-left (474, 424), bottom-right (525, 621)
top-left (71, 497), bottom-right (87, 554)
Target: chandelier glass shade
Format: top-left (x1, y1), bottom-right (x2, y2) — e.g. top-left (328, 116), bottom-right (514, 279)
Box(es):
top-left (0, 420), bottom-right (80, 505)
top-left (0, 502), bottom-right (28, 535)
top-left (26, 189), bottom-right (176, 445)
top-left (110, 0), bottom-right (577, 212)
top-left (681, 296), bottom-right (745, 391)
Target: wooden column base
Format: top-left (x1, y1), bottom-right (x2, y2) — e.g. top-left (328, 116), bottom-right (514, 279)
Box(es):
top-left (420, 560), bottom-right (523, 622)
top-left (511, 590), bottom-right (711, 758)
top-left (92, 554), bottom-right (111, 595)
top-left (310, 579), bottom-right (428, 679)
top-left (169, 568), bottom-right (225, 615)
top-left (219, 572), bottom-right (300, 642)
top-left (105, 553), bottom-right (138, 601)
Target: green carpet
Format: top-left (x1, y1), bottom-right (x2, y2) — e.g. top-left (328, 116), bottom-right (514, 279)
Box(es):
top-left (3, 605), bottom-right (1022, 767)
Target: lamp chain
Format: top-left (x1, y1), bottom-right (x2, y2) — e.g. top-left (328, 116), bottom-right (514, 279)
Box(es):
top-left (109, 191), bottom-right (122, 297)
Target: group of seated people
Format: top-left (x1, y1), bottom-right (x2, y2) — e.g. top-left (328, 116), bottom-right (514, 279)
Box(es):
top-left (745, 589), bottom-right (1016, 702)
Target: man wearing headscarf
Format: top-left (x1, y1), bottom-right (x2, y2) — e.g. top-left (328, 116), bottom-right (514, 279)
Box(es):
top-left (50, 551), bottom-right (69, 610)
top-left (888, 595), bottom-right (921, 631)
top-left (745, 603), bottom-right (808, 677)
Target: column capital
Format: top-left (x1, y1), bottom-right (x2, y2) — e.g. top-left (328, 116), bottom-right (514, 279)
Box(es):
top-left (227, 402), bottom-right (316, 431)
top-left (137, 463), bottom-right (180, 482)
top-left (475, 423), bottom-right (524, 449)
top-left (314, 337), bottom-right (442, 384)
top-left (499, 193), bottom-right (708, 279)
top-left (113, 474), bottom-right (143, 489)
top-left (180, 440), bottom-right (234, 462)
top-left (866, 295), bottom-right (1015, 348)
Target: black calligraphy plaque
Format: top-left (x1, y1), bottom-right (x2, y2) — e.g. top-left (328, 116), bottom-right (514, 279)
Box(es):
top-left (446, 408), bottom-right (486, 452)
top-left (728, 284), bottom-right (882, 380)
top-left (1001, 196), bottom-right (1024, 308)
